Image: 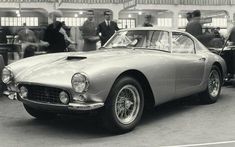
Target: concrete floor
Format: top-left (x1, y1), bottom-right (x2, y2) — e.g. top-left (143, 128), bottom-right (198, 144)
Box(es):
top-left (0, 85), bottom-right (235, 147)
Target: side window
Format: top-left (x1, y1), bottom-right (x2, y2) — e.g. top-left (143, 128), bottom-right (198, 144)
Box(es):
top-left (147, 31), bottom-right (170, 51)
top-left (172, 32), bottom-right (195, 54)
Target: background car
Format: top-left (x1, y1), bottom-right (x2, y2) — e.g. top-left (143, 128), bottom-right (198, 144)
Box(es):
top-left (0, 55), bottom-right (5, 96)
top-left (2, 28), bottom-right (226, 133)
top-left (209, 43), bottom-right (235, 82)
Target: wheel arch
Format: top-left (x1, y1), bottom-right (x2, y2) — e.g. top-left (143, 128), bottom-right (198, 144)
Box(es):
top-left (213, 62), bottom-right (224, 79)
top-left (113, 69), bottom-right (155, 109)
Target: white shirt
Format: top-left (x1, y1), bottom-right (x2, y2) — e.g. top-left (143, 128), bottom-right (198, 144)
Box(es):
top-left (105, 20), bottom-right (110, 26)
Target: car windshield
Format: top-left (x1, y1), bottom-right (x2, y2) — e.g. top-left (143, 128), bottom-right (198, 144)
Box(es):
top-left (104, 30), bottom-right (170, 52)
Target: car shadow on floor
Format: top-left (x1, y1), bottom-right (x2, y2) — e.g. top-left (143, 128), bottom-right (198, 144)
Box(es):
top-left (5, 93), bottom-right (226, 137)
top-left (139, 93), bottom-right (226, 126)
top-left (223, 80), bottom-right (235, 88)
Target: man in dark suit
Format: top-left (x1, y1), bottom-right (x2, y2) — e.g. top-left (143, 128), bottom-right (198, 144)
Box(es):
top-left (44, 11), bottom-right (66, 53)
top-left (186, 10), bottom-right (213, 46)
top-left (186, 10), bottom-right (203, 38)
top-left (97, 10), bottom-right (119, 46)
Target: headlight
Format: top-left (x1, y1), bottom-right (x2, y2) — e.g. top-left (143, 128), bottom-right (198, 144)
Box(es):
top-left (2, 68), bottom-right (13, 84)
top-left (59, 91), bottom-right (69, 104)
top-left (71, 73), bottom-right (89, 93)
top-left (19, 86), bottom-right (28, 98)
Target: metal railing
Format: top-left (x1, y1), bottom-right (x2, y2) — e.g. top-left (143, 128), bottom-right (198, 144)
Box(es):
top-left (0, 0), bottom-right (123, 3)
top-left (0, 0), bottom-right (235, 5)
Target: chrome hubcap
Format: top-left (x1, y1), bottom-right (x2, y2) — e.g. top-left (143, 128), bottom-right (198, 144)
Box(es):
top-left (208, 70), bottom-right (220, 97)
top-left (115, 85), bottom-right (140, 125)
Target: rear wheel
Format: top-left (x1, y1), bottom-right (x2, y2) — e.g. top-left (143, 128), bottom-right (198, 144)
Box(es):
top-left (200, 65), bottom-right (222, 104)
top-left (102, 76), bottom-right (144, 134)
top-left (23, 104), bottom-right (57, 120)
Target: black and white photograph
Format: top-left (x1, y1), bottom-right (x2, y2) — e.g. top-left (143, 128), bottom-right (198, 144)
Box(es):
top-left (1, 0), bottom-right (235, 146)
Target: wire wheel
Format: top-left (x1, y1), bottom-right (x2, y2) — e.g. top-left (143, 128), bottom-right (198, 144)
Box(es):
top-left (208, 69), bottom-right (221, 98)
top-left (114, 84), bottom-right (140, 125)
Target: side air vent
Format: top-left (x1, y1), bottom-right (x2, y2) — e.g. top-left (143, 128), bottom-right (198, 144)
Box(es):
top-left (66, 56), bottom-right (87, 60)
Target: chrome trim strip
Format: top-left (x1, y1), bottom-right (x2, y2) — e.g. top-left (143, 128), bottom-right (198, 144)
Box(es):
top-left (20, 96), bottom-right (104, 111)
top-left (21, 97), bottom-right (67, 107)
top-left (68, 102), bottom-right (104, 111)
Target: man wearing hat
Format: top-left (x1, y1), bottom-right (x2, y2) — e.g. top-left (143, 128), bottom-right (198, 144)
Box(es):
top-left (143, 15), bottom-right (153, 27)
top-left (97, 10), bottom-right (119, 46)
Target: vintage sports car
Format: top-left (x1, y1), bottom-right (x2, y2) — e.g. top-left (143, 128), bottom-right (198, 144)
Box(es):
top-left (209, 44), bottom-right (235, 82)
top-left (2, 28), bottom-right (226, 133)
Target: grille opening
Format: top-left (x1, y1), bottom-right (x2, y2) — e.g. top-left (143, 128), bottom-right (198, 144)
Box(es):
top-left (19, 84), bottom-right (70, 104)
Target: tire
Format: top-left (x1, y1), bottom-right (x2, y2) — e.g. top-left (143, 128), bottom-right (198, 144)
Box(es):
top-left (200, 65), bottom-right (222, 104)
top-left (102, 76), bottom-right (144, 134)
top-left (23, 104), bottom-right (57, 120)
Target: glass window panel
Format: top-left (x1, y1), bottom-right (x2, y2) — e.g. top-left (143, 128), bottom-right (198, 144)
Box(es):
top-left (172, 32), bottom-right (195, 54)
top-left (6, 17), bottom-right (10, 26)
top-left (21, 17), bottom-right (26, 24)
top-left (69, 18), bottom-right (73, 26)
top-left (77, 18), bottom-right (80, 26)
top-left (26, 17), bottom-right (30, 26)
top-left (149, 31), bottom-right (170, 51)
top-left (13, 17), bottom-right (17, 26)
top-left (1, 17), bottom-right (5, 26)
top-left (17, 17), bottom-right (21, 26)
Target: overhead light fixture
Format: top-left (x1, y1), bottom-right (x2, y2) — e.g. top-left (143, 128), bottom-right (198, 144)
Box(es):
top-left (178, 14), bottom-right (182, 18)
top-left (79, 11), bottom-right (83, 15)
top-left (74, 13), bottom-right (78, 17)
top-left (128, 14), bottom-right (132, 18)
top-left (17, 13), bottom-right (21, 17)
top-left (138, 11), bottom-right (142, 15)
top-left (16, 10), bottom-right (20, 14)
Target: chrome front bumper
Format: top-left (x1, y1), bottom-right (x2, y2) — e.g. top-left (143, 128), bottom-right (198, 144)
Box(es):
top-left (5, 91), bottom-right (104, 111)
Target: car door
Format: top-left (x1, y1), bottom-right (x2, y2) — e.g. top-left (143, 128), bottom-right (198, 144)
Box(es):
top-left (171, 32), bottom-right (206, 97)
top-left (144, 30), bottom-right (176, 104)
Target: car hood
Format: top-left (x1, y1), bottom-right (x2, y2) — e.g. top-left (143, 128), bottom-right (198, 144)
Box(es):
top-left (9, 49), bottom-right (166, 87)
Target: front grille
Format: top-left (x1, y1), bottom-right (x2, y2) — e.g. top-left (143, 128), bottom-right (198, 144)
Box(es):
top-left (19, 84), bottom-right (69, 104)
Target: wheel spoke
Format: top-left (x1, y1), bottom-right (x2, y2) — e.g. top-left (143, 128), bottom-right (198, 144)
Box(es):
top-left (115, 84), bottom-right (141, 125)
top-left (208, 70), bottom-right (220, 98)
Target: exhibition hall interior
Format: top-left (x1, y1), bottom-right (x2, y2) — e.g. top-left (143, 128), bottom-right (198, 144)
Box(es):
top-left (0, 0), bottom-right (235, 146)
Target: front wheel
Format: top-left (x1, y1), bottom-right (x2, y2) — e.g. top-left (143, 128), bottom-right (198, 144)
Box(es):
top-left (102, 76), bottom-right (144, 134)
top-left (200, 65), bottom-right (222, 104)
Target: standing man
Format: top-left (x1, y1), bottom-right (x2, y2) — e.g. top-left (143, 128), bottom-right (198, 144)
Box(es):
top-left (43, 11), bottom-right (66, 53)
top-left (16, 23), bottom-right (38, 58)
top-left (97, 10), bottom-right (119, 46)
top-left (81, 10), bottom-right (100, 51)
top-left (143, 15), bottom-right (153, 27)
top-left (186, 10), bottom-right (214, 46)
top-left (185, 10), bottom-right (203, 38)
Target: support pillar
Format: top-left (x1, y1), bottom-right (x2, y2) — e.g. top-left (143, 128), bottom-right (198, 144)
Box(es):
top-left (172, 9), bottom-right (180, 29)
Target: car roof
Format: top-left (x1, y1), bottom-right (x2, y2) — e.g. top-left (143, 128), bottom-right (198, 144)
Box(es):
top-left (120, 27), bottom-right (183, 33)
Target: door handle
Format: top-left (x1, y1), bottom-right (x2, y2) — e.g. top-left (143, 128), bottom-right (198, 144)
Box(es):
top-left (199, 57), bottom-right (206, 61)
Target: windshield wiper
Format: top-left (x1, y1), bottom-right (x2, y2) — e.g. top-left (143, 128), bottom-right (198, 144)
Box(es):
top-left (112, 46), bottom-right (132, 49)
top-left (135, 47), bottom-right (170, 53)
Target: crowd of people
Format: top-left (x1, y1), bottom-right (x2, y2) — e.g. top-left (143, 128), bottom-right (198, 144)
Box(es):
top-left (6, 10), bottom-right (119, 58)
top-left (185, 10), bottom-right (225, 48)
top-left (43, 10), bottom-right (119, 54)
top-left (2, 9), bottom-right (235, 59)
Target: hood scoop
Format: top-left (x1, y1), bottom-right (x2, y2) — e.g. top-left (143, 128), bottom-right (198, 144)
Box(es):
top-left (66, 56), bottom-right (87, 60)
